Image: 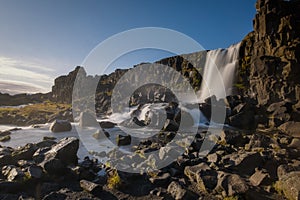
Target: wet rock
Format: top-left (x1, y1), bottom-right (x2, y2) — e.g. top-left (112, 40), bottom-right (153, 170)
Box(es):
top-left (0, 131), bottom-right (11, 137)
top-left (43, 136), bottom-right (56, 141)
top-left (116, 134), bottom-right (131, 146)
top-left (167, 181), bottom-right (197, 200)
top-left (36, 140), bottom-right (57, 149)
top-left (99, 121), bottom-right (116, 129)
top-left (79, 112), bottom-right (98, 128)
top-left (49, 120), bottom-right (72, 133)
top-left (0, 135), bottom-right (11, 142)
top-left (80, 179), bottom-right (102, 195)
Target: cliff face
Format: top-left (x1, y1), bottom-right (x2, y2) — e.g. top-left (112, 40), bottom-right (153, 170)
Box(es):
top-left (238, 0), bottom-right (300, 127)
top-left (51, 52), bottom-right (205, 114)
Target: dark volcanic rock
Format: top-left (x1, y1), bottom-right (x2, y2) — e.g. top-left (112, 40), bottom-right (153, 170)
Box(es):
top-left (49, 120), bottom-right (72, 133)
top-left (238, 0), bottom-right (300, 128)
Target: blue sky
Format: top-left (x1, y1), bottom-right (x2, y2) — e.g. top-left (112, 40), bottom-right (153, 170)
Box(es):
top-left (0, 0), bottom-right (256, 94)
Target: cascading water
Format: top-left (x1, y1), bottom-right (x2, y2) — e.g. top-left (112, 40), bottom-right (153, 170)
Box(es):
top-left (199, 43), bottom-right (241, 102)
top-left (105, 43), bottom-right (241, 126)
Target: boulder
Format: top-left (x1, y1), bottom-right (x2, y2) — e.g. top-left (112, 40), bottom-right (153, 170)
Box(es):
top-left (217, 172), bottom-right (249, 196)
top-left (167, 181), bottom-right (197, 200)
top-left (45, 137), bottom-right (79, 165)
top-left (79, 112), bottom-right (98, 128)
top-left (49, 120), bottom-right (72, 133)
top-left (27, 165), bottom-right (43, 179)
top-left (0, 131), bottom-right (11, 137)
top-left (99, 121), bottom-right (116, 129)
top-left (116, 134), bottom-right (131, 146)
top-left (276, 171), bottom-right (300, 200)
top-left (149, 172), bottom-right (171, 186)
top-left (12, 143), bottom-right (37, 161)
top-left (80, 179), bottom-right (102, 195)
top-left (249, 169), bottom-right (271, 186)
top-left (0, 135), bottom-right (11, 142)
top-left (278, 121), bottom-right (300, 137)
top-left (223, 151), bottom-right (263, 175)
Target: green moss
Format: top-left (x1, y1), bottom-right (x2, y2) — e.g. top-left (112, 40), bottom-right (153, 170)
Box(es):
top-left (107, 169), bottom-right (122, 189)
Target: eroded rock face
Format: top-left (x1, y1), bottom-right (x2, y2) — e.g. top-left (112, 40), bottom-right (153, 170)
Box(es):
top-left (238, 0), bottom-right (300, 128)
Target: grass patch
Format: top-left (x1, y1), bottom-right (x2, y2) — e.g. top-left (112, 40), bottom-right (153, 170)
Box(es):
top-left (0, 102), bottom-right (71, 118)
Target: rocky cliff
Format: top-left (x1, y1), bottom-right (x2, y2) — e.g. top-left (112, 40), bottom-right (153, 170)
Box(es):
top-left (238, 0), bottom-right (300, 127)
top-left (52, 52), bottom-right (206, 114)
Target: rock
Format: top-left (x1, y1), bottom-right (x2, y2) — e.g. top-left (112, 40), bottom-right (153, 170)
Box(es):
top-left (99, 121), bottom-right (116, 129)
top-left (276, 171), bottom-right (300, 200)
top-left (220, 130), bottom-right (247, 146)
top-left (0, 135), bottom-right (10, 142)
top-left (40, 157), bottom-right (66, 175)
top-left (249, 169), bottom-right (271, 186)
top-left (279, 121), bottom-right (300, 137)
top-left (6, 167), bottom-right (25, 182)
top-left (79, 112), bottom-right (98, 128)
top-left (149, 172), bottom-right (171, 186)
top-left (196, 169), bottom-right (218, 192)
top-left (49, 120), bottom-right (72, 133)
top-left (0, 147), bottom-right (14, 166)
top-left (0, 131), bottom-right (11, 137)
top-left (163, 119), bottom-right (179, 132)
top-left (277, 164), bottom-right (300, 181)
top-left (167, 181), bottom-right (197, 200)
top-left (218, 173), bottom-right (249, 196)
top-left (45, 137), bottom-right (79, 165)
top-left (80, 179), bottom-right (102, 195)
top-left (0, 180), bottom-right (22, 193)
top-left (207, 153), bottom-right (219, 164)
top-left (184, 162), bottom-right (210, 182)
top-left (116, 134), bottom-right (131, 146)
top-left (43, 136), bottom-right (56, 141)
top-left (228, 109), bottom-right (256, 130)
top-left (42, 192), bottom-right (67, 200)
top-left (92, 130), bottom-right (109, 139)
top-left (288, 138), bottom-right (300, 149)
top-left (33, 147), bottom-right (51, 164)
top-left (12, 143), bottom-right (37, 161)
top-left (223, 151), bottom-right (263, 175)
top-left (27, 165), bottom-right (43, 179)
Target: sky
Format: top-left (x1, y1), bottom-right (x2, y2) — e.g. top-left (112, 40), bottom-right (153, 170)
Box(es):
top-left (0, 0), bottom-right (256, 94)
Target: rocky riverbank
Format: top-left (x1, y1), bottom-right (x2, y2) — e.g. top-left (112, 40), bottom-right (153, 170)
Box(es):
top-left (0, 126), bottom-right (299, 200)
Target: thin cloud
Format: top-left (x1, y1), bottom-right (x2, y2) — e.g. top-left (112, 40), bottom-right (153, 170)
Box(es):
top-left (0, 56), bottom-right (56, 94)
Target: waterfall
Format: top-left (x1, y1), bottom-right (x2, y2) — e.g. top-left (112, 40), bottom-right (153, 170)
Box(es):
top-left (199, 43), bottom-right (240, 102)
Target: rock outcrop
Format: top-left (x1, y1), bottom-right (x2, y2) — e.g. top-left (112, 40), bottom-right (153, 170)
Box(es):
top-left (238, 0), bottom-right (300, 128)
